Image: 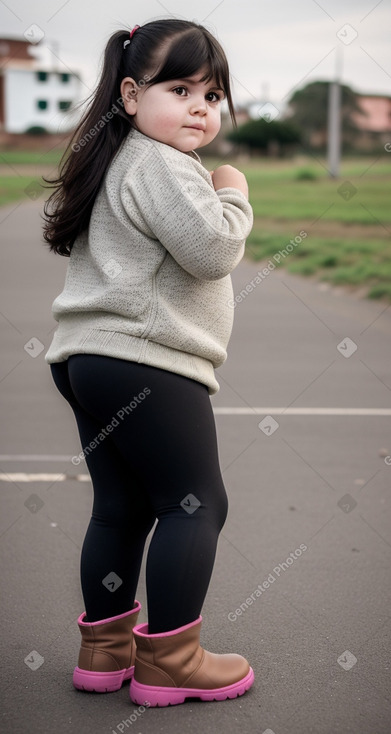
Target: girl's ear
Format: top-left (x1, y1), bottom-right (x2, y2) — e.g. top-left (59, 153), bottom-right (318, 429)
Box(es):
top-left (120, 77), bottom-right (140, 115)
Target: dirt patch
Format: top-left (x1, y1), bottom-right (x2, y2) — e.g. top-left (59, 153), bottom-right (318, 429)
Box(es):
top-left (0, 164), bottom-right (59, 176)
top-left (0, 132), bottom-right (70, 151)
top-left (253, 216), bottom-right (389, 240)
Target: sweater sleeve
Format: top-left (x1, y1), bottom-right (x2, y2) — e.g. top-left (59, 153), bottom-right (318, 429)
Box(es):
top-left (120, 142), bottom-right (253, 281)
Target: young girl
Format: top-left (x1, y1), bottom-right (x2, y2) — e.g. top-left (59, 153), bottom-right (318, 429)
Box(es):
top-left (43, 19), bottom-right (254, 707)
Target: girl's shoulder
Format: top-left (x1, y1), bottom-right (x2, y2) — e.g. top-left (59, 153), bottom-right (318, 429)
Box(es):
top-left (108, 129), bottom-right (211, 198)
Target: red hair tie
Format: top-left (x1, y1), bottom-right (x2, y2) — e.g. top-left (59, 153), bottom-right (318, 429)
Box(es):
top-left (123, 25), bottom-right (140, 49)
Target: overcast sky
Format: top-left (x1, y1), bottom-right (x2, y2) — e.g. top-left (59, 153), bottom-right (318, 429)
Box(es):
top-left (1, 0), bottom-right (390, 112)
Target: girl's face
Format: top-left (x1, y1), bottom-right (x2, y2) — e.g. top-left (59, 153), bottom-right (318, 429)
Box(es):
top-left (121, 68), bottom-right (224, 152)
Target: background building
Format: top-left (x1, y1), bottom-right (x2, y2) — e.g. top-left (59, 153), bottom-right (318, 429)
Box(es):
top-left (351, 94), bottom-right (391, 150)
top-left (0, 37), bottom-right (81, 134)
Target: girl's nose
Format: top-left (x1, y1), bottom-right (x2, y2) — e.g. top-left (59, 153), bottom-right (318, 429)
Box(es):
top-left (190, 97), bottom-right (207, 114)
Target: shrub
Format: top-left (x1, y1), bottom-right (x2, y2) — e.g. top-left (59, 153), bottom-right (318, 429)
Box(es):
top-left (25, 126), bottom-right (48, 135)
top-left (294, 168), bottom-right (318, 181)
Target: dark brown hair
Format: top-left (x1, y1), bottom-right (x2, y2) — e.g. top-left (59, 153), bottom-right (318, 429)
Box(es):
top-left (42, 19), bottom-right (236, 256)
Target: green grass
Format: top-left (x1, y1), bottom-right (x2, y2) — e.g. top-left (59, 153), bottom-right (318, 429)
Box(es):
top-left (237, 156), bottom-right (391, 299)
top-left (246, 231), bottom-right (391, 299)
top-left (0, 148), bottom-right (63, 206)
top-left (0, 149), bottom-right (66, 165)
top-left (244, 169), bottom-right (390, 225)
top-left (0, 176), bottom-right (48, 206)
top-left (246, 233), bottom-right (390, 265)
top-left (246, 229), bottom-right (391, 301)
top-left (368, 283), bottom-right (391, 300)
top-left (285, 238), bottom-right (391, 284)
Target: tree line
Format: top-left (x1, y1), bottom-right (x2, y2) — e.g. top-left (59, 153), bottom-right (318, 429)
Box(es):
top-left (228, 81), bottom-right (371, 155)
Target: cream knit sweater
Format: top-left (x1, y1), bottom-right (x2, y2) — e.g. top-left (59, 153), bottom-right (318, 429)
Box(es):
top-left (45, 128), bottom-right (253, 394)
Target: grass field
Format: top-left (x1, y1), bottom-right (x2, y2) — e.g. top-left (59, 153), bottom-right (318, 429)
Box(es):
top-left (0, 148), bottom-right (63, 206)
top-left (1, 148), bottom-right (390, 300)
top-left (214, 155), bottom-right (391, 300)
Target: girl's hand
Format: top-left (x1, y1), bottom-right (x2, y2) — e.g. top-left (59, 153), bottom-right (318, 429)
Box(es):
top-left (210, 165), bottom-right (249, 199)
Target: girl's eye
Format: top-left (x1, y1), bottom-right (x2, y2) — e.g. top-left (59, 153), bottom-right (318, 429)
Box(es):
top-left (206, 91), bottom-right (221, 103)
top-left (173, 86), bottom-right (187, 96)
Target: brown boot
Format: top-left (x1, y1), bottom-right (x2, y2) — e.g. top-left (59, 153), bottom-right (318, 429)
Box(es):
top-left (73, 601), bottom-right (141, 692)
top-left (129, 615), bottom-right (254, 706)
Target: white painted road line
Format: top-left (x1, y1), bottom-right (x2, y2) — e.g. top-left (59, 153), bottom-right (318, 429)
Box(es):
top-left (0, 454), bottom-right (76, 461)
top-left (0, 455), bottom-right (75, 462)
top-left (0, 408), bottom-right (390, 466)
top-left (213, 407), bottom-right (391, 416)
top-left (0, 473), bottom-right (90, 482)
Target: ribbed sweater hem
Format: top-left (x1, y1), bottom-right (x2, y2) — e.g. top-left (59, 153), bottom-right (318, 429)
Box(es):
top-left (45, 326), bottom-right (220, 395)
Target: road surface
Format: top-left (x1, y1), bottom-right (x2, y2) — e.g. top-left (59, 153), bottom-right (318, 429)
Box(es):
top-left (1, 198), bottom-right (390, 734)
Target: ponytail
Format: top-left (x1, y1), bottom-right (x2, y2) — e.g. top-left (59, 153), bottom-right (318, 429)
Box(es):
top-left (43, 21), bottom-right (236, 256)
top-left (42, 31), bottom-right (132, 256)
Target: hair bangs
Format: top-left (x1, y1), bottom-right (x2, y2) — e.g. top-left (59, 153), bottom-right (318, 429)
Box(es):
top-left (149, 29), bottom-right (228, 96)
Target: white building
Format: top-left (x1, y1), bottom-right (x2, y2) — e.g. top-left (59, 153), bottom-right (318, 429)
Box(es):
top-left (0, 37), bottom-right (82, 134)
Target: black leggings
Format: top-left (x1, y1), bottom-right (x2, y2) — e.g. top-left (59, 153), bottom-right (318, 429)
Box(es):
top-left (50, 355), bottom-right (228, 633)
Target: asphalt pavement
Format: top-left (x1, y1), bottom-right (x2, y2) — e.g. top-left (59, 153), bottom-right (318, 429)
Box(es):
top-left (1, 198), bottom-right (391, 734)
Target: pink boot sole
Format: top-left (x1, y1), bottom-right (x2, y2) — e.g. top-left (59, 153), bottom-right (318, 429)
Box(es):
top-left (73, 665), bottom-right (134, 693)
top-left (129, 666), bottom-right (254, 707)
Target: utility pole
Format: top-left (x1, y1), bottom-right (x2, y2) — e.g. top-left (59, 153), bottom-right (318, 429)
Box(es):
top-left (260, 82), bottom-right (269, 107)
top-left (327, 45), bottom-right (343, 178)
top-left (49, 39), bottom-right (60, 73)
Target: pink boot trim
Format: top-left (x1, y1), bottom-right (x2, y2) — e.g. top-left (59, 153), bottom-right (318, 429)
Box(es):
top-left (77, 600), bottom-right (141, 627)
top-left (132, 615), bottom-right (202, 638)
top-left (129, 666), bottom-right (254, 707)
top-left (73, 666), bottom-right (134, 693)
